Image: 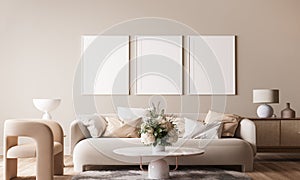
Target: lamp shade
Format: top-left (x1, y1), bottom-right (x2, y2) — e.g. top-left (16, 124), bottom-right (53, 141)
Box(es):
top-left (253, 89), bottom-right (279, 104)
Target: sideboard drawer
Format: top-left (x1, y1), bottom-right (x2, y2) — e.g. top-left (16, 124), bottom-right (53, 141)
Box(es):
top-left (281, 120), bottom-right (300, 146)
top-left (254, 120), bottom-right (280, 147)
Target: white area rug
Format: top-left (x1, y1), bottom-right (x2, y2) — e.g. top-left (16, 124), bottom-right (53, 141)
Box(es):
top-left (72, 168), bottom-right (251, 180)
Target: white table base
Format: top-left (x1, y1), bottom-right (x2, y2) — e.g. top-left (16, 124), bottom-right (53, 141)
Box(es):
top-left (114, 147), bottom-right (204, 179)
top-left (148, 159), bottom-right (169, 179)
top-left (140, 156), bottom-right (179, 179)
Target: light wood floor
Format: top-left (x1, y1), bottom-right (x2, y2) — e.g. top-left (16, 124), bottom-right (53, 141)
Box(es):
top-left (1, 153), bottom-right (300, 180)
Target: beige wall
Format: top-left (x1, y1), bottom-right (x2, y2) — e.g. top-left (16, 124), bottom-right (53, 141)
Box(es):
top-left (1, 0), bottom-right (300, 154)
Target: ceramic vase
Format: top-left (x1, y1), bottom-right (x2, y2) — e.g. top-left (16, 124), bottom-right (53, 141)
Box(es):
top-left (152, 144), bottom-right (165, 153)
top-left (281, 102), bottom-right (296, 118)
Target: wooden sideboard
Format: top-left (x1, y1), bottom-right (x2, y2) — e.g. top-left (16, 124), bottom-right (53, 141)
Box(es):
top-left (249, 118), bottom-right (300, 152)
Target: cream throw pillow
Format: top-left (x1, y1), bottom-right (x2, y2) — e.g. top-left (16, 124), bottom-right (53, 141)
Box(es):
top-left (204, 110), bottom-right (224, 123)
top-left (205, 110), bottom-right (242, 137)
top-left (183, 117), bottom-right (222, 139)
top-left (76, 114), bottom-right (107, 138)
top-left (117, 107), bottom-right (147, 122)
top-left (76, 120), bottom-right (91, 138)
top-left (103, 117), bottom-right (142, 138)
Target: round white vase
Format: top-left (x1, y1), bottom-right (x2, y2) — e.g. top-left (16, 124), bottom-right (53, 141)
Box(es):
top-left (257, 104), bottom-right (274, 118)
top-left (152, 145), bottom-right (165, 153)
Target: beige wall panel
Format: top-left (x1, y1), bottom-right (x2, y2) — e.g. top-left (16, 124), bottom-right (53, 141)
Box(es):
top-left (1, 0), bottom-right (300, 153)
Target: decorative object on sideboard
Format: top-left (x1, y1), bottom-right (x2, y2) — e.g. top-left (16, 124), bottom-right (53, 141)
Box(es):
top-left (253, 89), bottom-right (279, 118)
top-left (33, 98), bottom-right (61, 119)
top-left (281, 102), bottom-right (296, 118)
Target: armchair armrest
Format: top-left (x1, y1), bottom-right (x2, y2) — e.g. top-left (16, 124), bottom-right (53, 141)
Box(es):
top-left (4, 120), bottom-right (54, 168)
top-left (235, 118), bottom-right (257, 155)
top-left (41, 120), bottom-right (64, 145)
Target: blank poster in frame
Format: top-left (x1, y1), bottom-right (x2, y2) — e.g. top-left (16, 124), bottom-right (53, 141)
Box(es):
top-left (81, 35), bottom-right (129, 95)
top-left (135, 36), bottom-right (183, 95)
top-left (188, 35), bottom-right (236, 95)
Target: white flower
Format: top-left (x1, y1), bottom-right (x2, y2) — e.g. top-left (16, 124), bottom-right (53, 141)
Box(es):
top-left (141, 133), bottom-right (155, 145)
top-left (141, 123), bottom-right (147, 129)
top-left (160, 119), bottom-right (167, 124)
top-left (147, 127), bottom-right (154, 134)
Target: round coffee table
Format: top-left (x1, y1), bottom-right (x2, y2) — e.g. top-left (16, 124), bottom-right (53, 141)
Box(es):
top-left (113, 147), bottom-right (204, 179)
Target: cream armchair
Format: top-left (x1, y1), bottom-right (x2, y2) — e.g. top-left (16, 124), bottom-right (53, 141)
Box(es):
top-left (3, 119), bottom-right (64, 180)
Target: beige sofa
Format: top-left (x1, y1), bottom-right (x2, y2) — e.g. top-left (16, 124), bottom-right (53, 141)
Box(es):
top-left (70, 116), bottom-right (256, 172)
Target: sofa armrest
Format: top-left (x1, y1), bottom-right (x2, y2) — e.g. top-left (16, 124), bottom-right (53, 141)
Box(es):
top-left (235, 118), bottom-right (257, 155)
top-left (70, 120), bottom-right (86, 154)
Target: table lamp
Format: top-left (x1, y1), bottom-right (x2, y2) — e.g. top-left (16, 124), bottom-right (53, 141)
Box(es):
top-left (253, 89), bottom-right (279, 118)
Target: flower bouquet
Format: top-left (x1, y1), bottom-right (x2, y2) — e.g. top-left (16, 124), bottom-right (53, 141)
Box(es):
top-left (140, 103), bottom-right (178, 152)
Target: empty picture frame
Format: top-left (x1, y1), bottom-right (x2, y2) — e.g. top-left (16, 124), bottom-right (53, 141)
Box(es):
top-left (82, 35), bottom-right (129, 95)
top-left (188, 35), bottom-right (236, 95)
top-left (135, 36), bottom-right (183, 95)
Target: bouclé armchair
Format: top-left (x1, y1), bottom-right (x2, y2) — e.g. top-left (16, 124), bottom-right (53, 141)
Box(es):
top-left (3, 119), bottom-right (64, 180)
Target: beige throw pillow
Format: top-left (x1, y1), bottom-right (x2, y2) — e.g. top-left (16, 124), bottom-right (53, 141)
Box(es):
top-left (102, 117), bottom-right (141, 138)
top-left (205, 110), bottom-right (242, 137)
top-left (110, 123), bottom-right (140, 138)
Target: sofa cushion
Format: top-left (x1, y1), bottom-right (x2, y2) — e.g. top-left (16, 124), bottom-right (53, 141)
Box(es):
top-left (103, 117), bottom-right (142, 138)
top-left (7, 142), bottom-right (62, 158)
top-left (73, 138), bottom-right (254, 169)
top-left (117, 107), bottom-right (147, 122)
top-left (76, 114), bottom-right (107, 138)
top-left (183, 117), bottom-right (222, 139)
top-left (76, 120), bottom-right (91, 138)
top-left (205, 110), bottom-right (242, 137)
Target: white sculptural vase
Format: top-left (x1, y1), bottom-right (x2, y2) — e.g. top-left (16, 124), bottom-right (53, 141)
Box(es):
top-left (33, 99), bottom-right (61, 120)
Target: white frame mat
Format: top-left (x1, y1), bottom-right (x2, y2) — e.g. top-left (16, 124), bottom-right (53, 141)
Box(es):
top-left (82, 35), bottom-right (129, 95)
top-left (188, 35), bottom-right (236, 95)
top-left (135, 36), bottom-right (183, 95)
